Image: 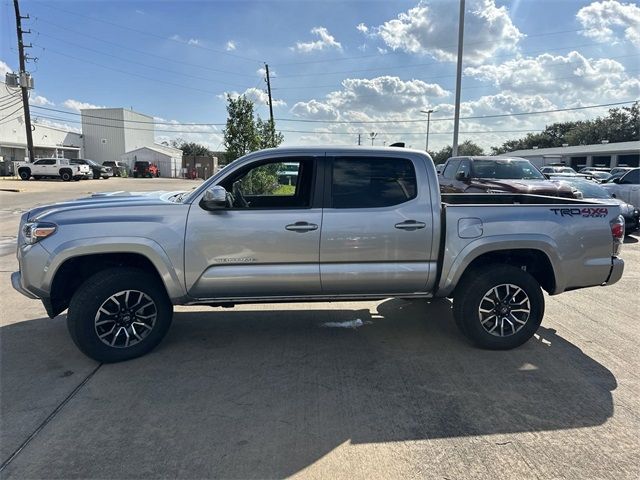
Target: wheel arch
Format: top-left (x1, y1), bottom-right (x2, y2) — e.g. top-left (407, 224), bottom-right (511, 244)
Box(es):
top-left (45, 240), bottom-right (187, 318)
top-left (439, 236), bottom-right (563, 297)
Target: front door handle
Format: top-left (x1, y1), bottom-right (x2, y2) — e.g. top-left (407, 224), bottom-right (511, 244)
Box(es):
top-left (394, 220), bottom-right (426, 231)
top-left (285, 221), bottom-right (318, 233)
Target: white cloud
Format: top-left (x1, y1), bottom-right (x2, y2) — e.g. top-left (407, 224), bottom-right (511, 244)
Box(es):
top-left (63, 99), bottom-right (105, 112)
top-left (577, 0), bottom-right (640, 46)
top-left (225, 40), bottom-right (236, 51)
top-left (0, 60), bottom-right (13, 77)
top-left (464, 51), bottom-right (640, 101)
top-left (31, 94), bottom-right (54, 106)
top-left (371, 0), bottom-right (522, 64)
top-left (292, 27), bottom-right (342, 53)
top-left (291, 76), bottom-right (449, 118)
top-left (356, 23), bottom-right (369, 34)
top-left (220, 87), bottom-right (287, 108)
top-left (170, 34), bottom-right (202, 46)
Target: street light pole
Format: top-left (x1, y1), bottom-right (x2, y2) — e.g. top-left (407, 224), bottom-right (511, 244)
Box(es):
top-left (452, 0), bottom-right (465, 157)
top-left (420, 109), bottom-right (435, 152)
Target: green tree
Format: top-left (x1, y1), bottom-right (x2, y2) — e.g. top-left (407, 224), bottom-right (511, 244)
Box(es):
top-left (429, 140), bottom-right (485, 164)
top-left (169, 139), bottom-right (214, 157)
top-left (256, 117), bottom-right (284, 149)
top-left (490, 103), bottom-right (639, 154)
top-left (223, 95), bottom-right (260, 162)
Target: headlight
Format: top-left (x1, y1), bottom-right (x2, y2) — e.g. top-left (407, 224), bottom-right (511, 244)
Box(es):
top-left (23, 222), bottom-right (57, 245)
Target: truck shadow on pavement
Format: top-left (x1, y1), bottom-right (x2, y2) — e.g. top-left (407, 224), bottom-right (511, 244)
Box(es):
top-left (0, 298), bottom-right (616, 478)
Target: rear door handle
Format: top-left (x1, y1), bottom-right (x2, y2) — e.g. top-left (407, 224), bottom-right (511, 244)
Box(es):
top-left (394, 220), bottom-right (426, 231)
top-left (285, 221), bottom-right (318, 233)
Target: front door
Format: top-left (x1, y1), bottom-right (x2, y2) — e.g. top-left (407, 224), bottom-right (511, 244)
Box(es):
top-left (320, 155), bottom-right (436, 295)
top-left (184, 156), bottom-right (322, 299)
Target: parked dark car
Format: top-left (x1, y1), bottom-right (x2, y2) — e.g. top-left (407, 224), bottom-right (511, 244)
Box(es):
top-left (438, 156), bottom-right (576, 198)
top-left (70, 159), bottom-right (112, 179)
top-left (133, 161), bottom-right (160, 178)
top-left (101, 160), bottom-right (127, 177)
top-left (550, 176), bottom-right (639, 233)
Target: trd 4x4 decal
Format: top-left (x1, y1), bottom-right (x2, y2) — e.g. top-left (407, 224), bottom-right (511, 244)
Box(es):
top-left (550, 207), bottom-right (608, 218)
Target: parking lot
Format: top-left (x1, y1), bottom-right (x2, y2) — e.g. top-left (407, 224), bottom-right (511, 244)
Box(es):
top-left (1, 177), bottom-right (638, 479)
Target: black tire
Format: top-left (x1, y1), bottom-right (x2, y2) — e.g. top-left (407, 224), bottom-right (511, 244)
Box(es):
top-left (453, 264), bottom-right (544, 350)
top-left (60, 169), bottom-right (72, 181)
top-left (102, 176), bottom-right (110, 180)
top-left (67, 268), bottom-right (173, 362)
top-left (93, 173), bottom-right (100, 180)
top-left (18, 169), bottom-right (30, 180)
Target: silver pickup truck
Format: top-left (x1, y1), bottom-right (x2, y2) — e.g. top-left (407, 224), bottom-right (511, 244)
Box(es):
top-left (12, 147), bottom-right (625, 362)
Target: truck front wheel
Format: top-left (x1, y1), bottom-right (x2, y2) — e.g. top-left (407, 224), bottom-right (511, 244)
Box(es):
top-left (67, 268), bottom-right (173, 362)
top-left (453, 265), bottom-right (544, 350)
top-left (18, 169), bottom-right (30, 180)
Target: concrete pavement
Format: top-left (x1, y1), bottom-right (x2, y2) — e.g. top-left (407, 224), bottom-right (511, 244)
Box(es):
top-left (1, 178), bottom-right (638, 479)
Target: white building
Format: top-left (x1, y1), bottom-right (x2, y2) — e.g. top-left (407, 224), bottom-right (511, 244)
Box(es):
top-left (502, 141), bottom-right (640, 170)
top-left (0, 103), bottom-right (84, 174)
top-left (82, 108), bottom-right (154, 164)
top-left (120, 144), bottom-right (183, 178)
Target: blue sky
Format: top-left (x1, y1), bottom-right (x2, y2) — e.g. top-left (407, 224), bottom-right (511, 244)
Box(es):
top-left (1, 0), bottom-right (639, 151)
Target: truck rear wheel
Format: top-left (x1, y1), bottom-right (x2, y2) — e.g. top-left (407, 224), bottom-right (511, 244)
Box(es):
top-left (60, 169), bottom-right (72, 181)
top-left (67, 268), bottom-right (173, 362)
top-left (453, 265), bottom-right (544, 350)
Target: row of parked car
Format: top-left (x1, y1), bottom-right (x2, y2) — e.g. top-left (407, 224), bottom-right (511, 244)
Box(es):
top-left (15, 158), bottom-right (160, 181)
top-left (436, 156), bottom-right (640, 233)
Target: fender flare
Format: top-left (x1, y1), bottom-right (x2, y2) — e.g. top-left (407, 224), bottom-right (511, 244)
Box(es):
top-left (43, 236), bottom-right (187, 301)
top-left (438, 234), bottom-right (565, 297)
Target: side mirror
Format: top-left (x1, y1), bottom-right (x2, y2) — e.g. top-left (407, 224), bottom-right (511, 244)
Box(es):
top-left (455, 171), bottom-right (470, 181)
top-left (612, 177), bottom-right (620, 184)
top-left (200, 185), bottom-right (228, 211)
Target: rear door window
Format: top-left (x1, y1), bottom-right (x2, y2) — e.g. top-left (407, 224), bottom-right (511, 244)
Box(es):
top-left (331, 157), bottom-right (417, 208)
top-left (442, 160), bottom-right (460, 179)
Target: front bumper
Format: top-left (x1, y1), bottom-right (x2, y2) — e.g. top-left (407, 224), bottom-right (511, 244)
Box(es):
top-left (11, 271), bottom-right (38, 299)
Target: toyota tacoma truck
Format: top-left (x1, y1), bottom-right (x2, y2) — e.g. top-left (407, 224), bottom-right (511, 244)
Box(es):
top-left (15, 157), bottom-right (91, 181)
top-left (12, 147), bottom-right (625, 362)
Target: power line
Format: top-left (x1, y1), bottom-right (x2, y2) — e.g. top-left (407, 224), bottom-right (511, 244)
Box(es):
top-left (33, 45), bottom-right (254, 94)
top-left (273, 41), bottom-right (618, 79)
top-left (272, 53), bottom-right (640, 91)
top-left (30, 113), bottom-right (546, 136)
top-left (275, 100), bottom-right (638, 124)
top-left (31, 105), bottom-right (227, 126)
top-left (34, 27), bottom-right (256, 79)
top-left (0, 104), bottom-right (25, 125)
top-left (33, 1), bottom-right (261, 63)
top-left (272, 28), bottom-right (590, 67)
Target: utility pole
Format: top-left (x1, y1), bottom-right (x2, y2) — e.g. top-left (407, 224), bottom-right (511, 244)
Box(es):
top-left (451, 0), bottom-right (465, 157)
top-left (369, 132), bottom-right (377, 146)
top-left (13, 0), bottom-right (35, 162)
top-left (420, 108), bottom-right (435, 152)
top-left (357, 133), bottom-right (361, 146)
top-left (264, 63), bottom-right (275, 145)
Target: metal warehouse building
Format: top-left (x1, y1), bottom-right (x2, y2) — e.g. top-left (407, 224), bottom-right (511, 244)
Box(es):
top-left (502, 141), bottom-right (640, 170)
top-left (0, 90), bottom-right (183, 177)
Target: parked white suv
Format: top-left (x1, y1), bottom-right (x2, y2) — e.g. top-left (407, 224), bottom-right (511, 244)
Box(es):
top-left (15, 158), bottom-right (91, 181)
top-left (603, 168), bottom-right (640, 208)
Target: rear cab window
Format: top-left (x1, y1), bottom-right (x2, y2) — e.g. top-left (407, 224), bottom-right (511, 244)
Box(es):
top-left (330, 156), bottom-right (417, 208)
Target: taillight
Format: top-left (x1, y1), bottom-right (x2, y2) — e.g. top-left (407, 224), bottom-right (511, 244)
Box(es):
top-left (610, 215), bottom-right (624, 256)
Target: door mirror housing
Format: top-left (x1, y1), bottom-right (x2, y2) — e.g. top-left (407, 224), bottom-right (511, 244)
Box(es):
top-left (200, 185), bottom-right (228, 210)
top-left (455, 171), bottom-right (470, 181)
top-left (612, 177), bottom-right (620, 184)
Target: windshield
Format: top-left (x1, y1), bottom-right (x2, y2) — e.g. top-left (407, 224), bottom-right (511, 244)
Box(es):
top-left (84, 159), bottom-right (98, 166)
top-left (471, 160), bottom-right (545, 180)
top-left (556, 180), bottom-right (611, 198)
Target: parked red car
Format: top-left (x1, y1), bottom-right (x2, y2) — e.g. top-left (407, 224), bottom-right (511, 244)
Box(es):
top-left (438, 156), bottom-right (576, 198)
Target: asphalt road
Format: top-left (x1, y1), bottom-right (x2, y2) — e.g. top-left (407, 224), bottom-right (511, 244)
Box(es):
top-left (1, 177), bottom-right (638, 479)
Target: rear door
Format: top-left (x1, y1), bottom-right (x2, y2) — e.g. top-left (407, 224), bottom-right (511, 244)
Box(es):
top-left (319, 154), bottom-right (436, 295)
